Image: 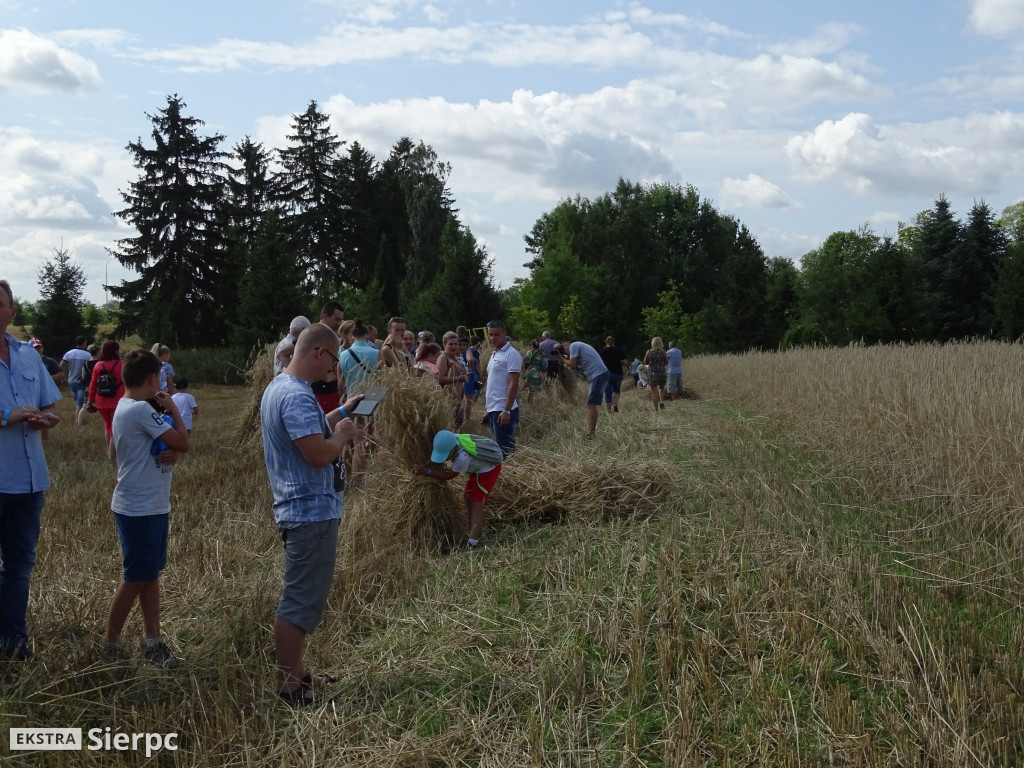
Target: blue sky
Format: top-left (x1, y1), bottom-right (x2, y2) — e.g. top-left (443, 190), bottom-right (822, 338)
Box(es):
top-left (3, 0), bottom-right (1024, 305)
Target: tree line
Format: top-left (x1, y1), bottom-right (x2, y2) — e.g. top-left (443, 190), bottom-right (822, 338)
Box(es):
top-left (508, 181), bottom-right (1024, 354)
top-left (20, 92), bottom-right (1024, 360)
top-left (106, 95), bottom-right (502, 350)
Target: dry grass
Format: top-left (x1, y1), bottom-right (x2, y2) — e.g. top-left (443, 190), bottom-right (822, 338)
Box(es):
top-left (3, 343), bottom-right (1023, 766)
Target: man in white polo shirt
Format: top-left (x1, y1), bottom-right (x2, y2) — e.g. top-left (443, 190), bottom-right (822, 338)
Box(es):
top-left (484, 319), bottom-right (521, 458)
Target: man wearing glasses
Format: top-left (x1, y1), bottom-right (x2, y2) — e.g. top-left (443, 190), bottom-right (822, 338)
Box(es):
top-left (484, 319), bottom-right (521, 458)
top-left (260, 322), bottom-right (362, 706)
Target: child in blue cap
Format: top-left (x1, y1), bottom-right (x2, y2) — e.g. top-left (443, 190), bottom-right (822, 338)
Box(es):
top-left (413, 430), bottom-right (503, 549)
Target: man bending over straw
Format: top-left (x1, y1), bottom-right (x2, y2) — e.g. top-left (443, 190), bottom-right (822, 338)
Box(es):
top-left (413, 430), bottom-right (503, 550)
top-left (261, 322), bottom-right (363, 706)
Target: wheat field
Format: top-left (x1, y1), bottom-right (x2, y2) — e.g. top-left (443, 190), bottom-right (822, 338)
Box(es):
top-left (2, 342), bottom-right (1022, 766)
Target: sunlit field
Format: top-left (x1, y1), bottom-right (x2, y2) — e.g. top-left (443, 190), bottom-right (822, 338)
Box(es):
top-left (3, 342), bottom-right (1023, 766)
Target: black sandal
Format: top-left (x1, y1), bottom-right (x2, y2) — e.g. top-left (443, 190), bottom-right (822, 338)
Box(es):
top-left (278, 685), bottom-right (316, 707)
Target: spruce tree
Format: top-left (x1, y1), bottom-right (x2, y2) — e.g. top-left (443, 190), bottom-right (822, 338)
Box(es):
top-left (108, 95), bottom-right (228, 347)
top-left (33, 244), bottom-right (95, 354)
top-left (276, 101), bottom-right (350, 299)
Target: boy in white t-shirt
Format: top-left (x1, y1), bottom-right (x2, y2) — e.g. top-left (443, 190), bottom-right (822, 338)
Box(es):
top-left (170, 377), bottom-right (198, 433)
top-left (103, 349), bottom-right (189, 667)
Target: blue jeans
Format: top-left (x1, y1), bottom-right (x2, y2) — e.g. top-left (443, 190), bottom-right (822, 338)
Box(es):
top-left (70, 379), bottom-right (86, 408)
top-left (488, 408), bottom-right (519, 459)
top-left (0, 491), bottom-right (44, 658)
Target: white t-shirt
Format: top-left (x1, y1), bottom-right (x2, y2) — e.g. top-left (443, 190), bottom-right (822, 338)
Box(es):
top-left (485, 341), bottom-right (523, 414)
top-left (450, 449), bottom-right (497, 475)
top-left (62, 348), bottom-right (91, 383)
top-left (171, 392), bottom-right (197, 430)
top-left (111, 398), bottom-right (176, 517)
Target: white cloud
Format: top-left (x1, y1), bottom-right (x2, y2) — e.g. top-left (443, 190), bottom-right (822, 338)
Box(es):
top-left (720, 174), bottom-right (800, 210)
top-left (786, 111), bottom-right (1024, 196)
top-left (0, 28), bottom-right (102, 93)
top-left (766, 22), bottom-right (859, 58)
top-left (969, 0), bottom-right (1024, 37)
top-left (0, 127), bottom-right (123, 226)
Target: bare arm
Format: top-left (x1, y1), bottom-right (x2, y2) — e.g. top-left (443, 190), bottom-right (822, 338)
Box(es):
top-left (294, 419), bottom-right (357, 468)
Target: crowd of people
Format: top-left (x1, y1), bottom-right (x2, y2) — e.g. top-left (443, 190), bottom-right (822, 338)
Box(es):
top-left (0, 279), bottom-right (684, 705)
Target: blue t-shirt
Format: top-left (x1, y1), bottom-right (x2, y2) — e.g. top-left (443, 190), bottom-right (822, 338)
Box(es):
top-left (0, 334), bottom-right (62, 493)
top-left (666, 347), bottom-right (683, 374)
top-left (568, 342), bottom-right (609, 382)
top-left (260, 374), bottom-right (343, 524)
top-left (338, 340), bottom-right (379, 393)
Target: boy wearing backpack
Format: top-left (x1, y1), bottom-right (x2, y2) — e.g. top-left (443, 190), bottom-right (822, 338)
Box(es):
top-left (412, 430), bottom-right (503, 550)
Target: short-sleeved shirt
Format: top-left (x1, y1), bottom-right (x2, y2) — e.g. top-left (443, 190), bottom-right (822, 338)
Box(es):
top-left (111, 397), bottom-right (176, 517)
top-left (0, 334), bottom-right (62, 493)
top-left (485, 341), bottom-right (523, 414)
top-left (159, 362), bottom-right (176, 393)
top-left (41, 356), bottom-right (60, 377)
top-left (568, 342), bottom-right (610, 382)
top-left (450, 449), bottom-right (497, 475)
top-left (666, 347), bottom-right (683, 374)
top-left (538, 338), bottom-right (559, 363)
top-left (274, 333), bottom-right (297, 376)
top-left (598, 345), bottom-right (627, 376)
top-left (260, 374), bottom-right (342, 524)
top-left (62, 348), bottom-right (91, 383)
top-left (171, 392), bottom-right (197, 430)
top-left (339, 340), bottom-right (379, 393)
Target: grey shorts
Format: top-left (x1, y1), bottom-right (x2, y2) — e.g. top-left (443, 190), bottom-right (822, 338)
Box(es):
top-left (276, 518), bottom-right (340, 634)
top-left (667, 373), bottom-right (683, 394)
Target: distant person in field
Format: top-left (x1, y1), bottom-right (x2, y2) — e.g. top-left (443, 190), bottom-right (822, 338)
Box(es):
top-left (380, 316), bottom-right (412, 371)
top-left (521, 338), bottom-right (546, 404)
top-left (643, 337), bottom-right (668, 411)
top-left (458, 331), bottom-right (481, 424)
top-left (599, 336), bottom-right (628, 413)
top-left (413, 342), bottom-right (441, 379)
top-left (103, 348), bottom-right (189, 668)
top-left (88, 340), bottom-right (126, 461)
top-left (413, 430), bottom-right (504, 550)
top-left (0, 279), bottom-right (61, 664)
top-left (60, 336), bottom-right (91, 424)
top-left (666, 340), bottom-right (684, 400)
top-left (274, 316), bottom-right (311, 376)
top-left (437, 332), bottom-right (468, 423)
top-left (260, 322), bottom-right (363, 706)
top-left (171, 377), bottom-right (198, 434)
top-left (338, 319), bottom-right (378, 395)
top-left (484, 319), bottom-right (521, 458)
top-left (29, 338), bottom-right (63, 385)
top-left (149, 344), bottom-right (176, 395)
top-left (311, 301), bottom-right (344, 414)
top-left (538, 331), bottom-right (561, 382)
top-left (77, 343), bottom-right (101, 426)
top-left (630, 355), bottom-right (643, 388)
top-left (557, 340), bottom-right (610, 439)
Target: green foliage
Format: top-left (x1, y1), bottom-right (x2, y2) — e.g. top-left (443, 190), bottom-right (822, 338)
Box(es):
top-left (109, 94), bottom-right (229, 347)
top-left (557, 294), bottom-right (582, 340)
top-left (32, 244), bottom-right (96, 353)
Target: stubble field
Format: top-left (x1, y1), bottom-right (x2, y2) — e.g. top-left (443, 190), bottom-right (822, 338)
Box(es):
top-left (2, 341), bottom-right (1022, 766)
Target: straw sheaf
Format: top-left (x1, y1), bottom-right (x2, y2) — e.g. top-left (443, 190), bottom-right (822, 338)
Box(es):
top-left (489, 446), bottom-right (675, 524)
top-left (343, 365), bottom-right (464, 550)
top-left (238, 343), bottom-right (276, 446)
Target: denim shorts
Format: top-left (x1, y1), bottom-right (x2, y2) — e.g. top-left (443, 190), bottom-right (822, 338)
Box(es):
top-left (276, 518), bottom-right (340, 634)
top-left (586, 372), bottom-right (610, 406)
top-left (70, 379), bottom-right (86, 407)
top-left (115, 513), bottom-right (169, 582)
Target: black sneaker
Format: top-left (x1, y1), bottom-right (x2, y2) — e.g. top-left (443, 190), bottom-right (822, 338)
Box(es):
top-left (143, 641), bottom-right (178, 669)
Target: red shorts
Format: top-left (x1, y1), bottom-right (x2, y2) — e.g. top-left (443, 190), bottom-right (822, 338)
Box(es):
top-left (464, 465), bottom-right (501, 503)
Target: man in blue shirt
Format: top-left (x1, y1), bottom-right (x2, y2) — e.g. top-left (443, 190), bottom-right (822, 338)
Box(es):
top-left (0, 280), bottom-right (61, 662)
top-left (261, 322), bottom-right (362, 706)
top-left (666, 340), bottom-right (684, 400)
top-left (337, 319), bottom-right (379, 394)
top-left (558, 340), bottom-right (610, 439)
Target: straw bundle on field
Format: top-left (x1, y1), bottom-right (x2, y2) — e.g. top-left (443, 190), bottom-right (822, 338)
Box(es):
top-left (238, 343), bottom-right (276, 447)
top-left (488, 446), bottom-right (674, 525)
top-left (343, 366), bottom-right (464, 549)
